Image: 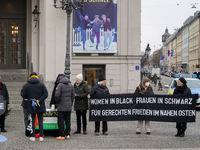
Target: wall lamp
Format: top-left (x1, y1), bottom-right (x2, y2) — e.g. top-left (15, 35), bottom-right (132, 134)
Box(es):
top-left (32, 4), bottom-right (40, 27)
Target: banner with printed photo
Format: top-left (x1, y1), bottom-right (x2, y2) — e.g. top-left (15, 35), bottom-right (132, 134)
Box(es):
top-left (73, 0), bottom-right (117, 53)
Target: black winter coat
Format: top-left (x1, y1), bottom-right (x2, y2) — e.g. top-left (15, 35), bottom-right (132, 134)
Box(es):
top-left (0, 82), bottom-right (9, 114)
top-left (55, 76), bottom-right (75, 112)
top-left (90, 83), bottom-right (110, 98)
top-left (0, 82), bottom-right (9, 104)
top-left (21, 77), bottom-right (48, 114)
top-left (173, 84), bottom-right (191, 95)
top-left (50, 74), bottom-right (60, 107)
top-left (74, 81), bottom-right (90, 110)
top-left (134, 83), bottom-right (154, 95)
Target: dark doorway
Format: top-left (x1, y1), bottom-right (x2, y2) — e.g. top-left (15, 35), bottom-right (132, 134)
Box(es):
top-left (0, 0), bottom-right (26, 69)
top-left (83, 65), bottom-right (105, 90)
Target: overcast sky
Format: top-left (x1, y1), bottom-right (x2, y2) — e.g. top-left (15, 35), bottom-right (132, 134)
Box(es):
top-left (141, 0), bottom-right (200, 54)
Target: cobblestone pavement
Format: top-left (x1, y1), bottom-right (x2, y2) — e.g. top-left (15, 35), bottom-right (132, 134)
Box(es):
top-left (1, 86), bottom-right (200, 150)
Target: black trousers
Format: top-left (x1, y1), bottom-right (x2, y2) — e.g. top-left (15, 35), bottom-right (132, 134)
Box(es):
top-left (23, 107), bottom-right (29, 127)
top-left (0, 113), bottom-right (5, 130)
top-left (176, 122), bottom-right (187, 131)
top-left (76, 110), bottom-right (87, 132)
top-left (31, 113), bottom-right (43, 137)
top-left (58, 111), bottom-right (71, 137)
top-left (95, 121), bottom-right (108, 133)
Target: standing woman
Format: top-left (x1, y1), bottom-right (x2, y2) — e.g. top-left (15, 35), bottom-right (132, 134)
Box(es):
top-left (173, 77), bottom-right (191, 137)
top-left (0, 76), bottom-right (9, 132)
top-left (90, 75), bottom-right (109, 136)
top-left (73, 73), bottom-right (90, 135)
top-left (134, 77), bottom-right (154, 134)
top-left (55, 74), bottom-right (75, 140)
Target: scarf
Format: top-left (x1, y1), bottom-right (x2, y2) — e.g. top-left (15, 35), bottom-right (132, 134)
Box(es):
top-left (176, 84), bottom-right (187, 93)
top-left (75, 82), bottom-right (81, 87)
top-left (30, 75), bottom-right (38, 79)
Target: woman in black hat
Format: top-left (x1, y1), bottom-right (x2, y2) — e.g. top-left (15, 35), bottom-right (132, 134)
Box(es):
top-left (173, 77), bottom-right (191, 137)
top-left (90, 75), bottom-right (109, 136)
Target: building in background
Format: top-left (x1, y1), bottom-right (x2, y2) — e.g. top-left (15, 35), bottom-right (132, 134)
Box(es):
top-left (158, 11), bottom-right (200, 74)
top-left (188, 11), bottom-right (200, 73)
top-left (0, 0), bottom-right (141, 95)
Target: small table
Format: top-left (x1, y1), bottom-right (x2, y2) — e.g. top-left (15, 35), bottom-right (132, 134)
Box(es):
top-left (35, 109), bottom-right (59, 130)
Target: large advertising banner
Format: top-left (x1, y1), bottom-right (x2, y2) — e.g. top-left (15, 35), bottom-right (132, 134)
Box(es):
top-left (73, 0), bottom-right (117, 53)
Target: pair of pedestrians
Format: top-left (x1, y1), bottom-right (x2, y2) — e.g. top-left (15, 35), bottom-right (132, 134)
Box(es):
top-left (135, 76), bottom-right (190, 137)
top-left (21, 73), bottom-right (73, 141)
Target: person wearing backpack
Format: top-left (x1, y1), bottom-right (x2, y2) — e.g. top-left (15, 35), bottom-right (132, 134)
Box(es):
top-left (134, 77), bottom-right (154, 135)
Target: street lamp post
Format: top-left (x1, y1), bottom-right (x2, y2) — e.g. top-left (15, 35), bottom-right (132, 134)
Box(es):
top-left (53, 0), bottom-right (84, 79)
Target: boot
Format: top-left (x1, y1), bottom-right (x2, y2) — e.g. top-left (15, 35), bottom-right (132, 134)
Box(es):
top-left (180, 130), bottom-right (185, 137)
top-left (175, 129), bottom-right (181, 137)
top-left (96, 43), bottom-right (99, 50)
top-left (73, 130), bottom-right (81, 134)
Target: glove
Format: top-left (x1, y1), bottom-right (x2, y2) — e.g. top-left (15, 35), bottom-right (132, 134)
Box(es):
top-left (75, 93), bottom-right (81, 98)
top-left (32, 101), bottom-right (36, 110)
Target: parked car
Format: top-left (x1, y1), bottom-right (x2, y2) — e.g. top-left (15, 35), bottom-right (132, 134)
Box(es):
top-left (165, 74), bottom-right (200, 107)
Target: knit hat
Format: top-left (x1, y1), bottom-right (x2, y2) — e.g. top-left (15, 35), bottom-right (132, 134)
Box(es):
top-left (99, 75), bottom-right (106, 82)
top-left (76, 73), bottom-right (83, 81)
top-left (30, 72), bottom-right (37, 77)
top-left (143, 77), bottom-right (150, 84)
top-left (95, 15), bottom-right (99, 18)
top-left (179, 77), bottom-right (187, 85)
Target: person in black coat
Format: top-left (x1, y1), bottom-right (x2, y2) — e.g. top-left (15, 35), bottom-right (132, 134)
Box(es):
top-left (90, 75), bottom-right (109, 136)
top-left (134, 77), bottom-right (154, 135)
top-left (54, 74), bottom-right (75, 140)
top-left (21, 76), bottom-right (30, 127)
top-left (0, 76), bottom-right (9, 132)
top-left (21, 72), bottom-right (48, 142)
top-left (50, 74), bottom-right (61, 108)
top-left (73, 73), bottom-right (90, 135)
top-left (173, 77), bottom-right (191, 137)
